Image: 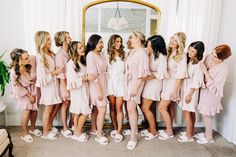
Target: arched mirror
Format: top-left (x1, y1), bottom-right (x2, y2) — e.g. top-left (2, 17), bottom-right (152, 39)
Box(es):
top-left (82, 0), bottom-right (161, 127)
top-left (82, 0), bottom-right (161, 47)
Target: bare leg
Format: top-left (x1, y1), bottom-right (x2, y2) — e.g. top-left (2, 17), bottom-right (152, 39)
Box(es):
top-left (96, 106), bottom-right (106, 138)
top-left (116, 97), bottom-right (124, 134)
top-left (42, 105), bottom-right (54, 136)
top-left (141, 98), bottom-right (158, 135)
top-left (168, 101), bottom-right (175, 126)
top-left (73, 114), bottom-right (79, 135)
top-left (21, 109), bottom-right (31, 136)
top-left (76, 114), bottom-right (88, 135)
top-left (127, 100), bottom-right (138, 141)
top-left (124, 101), bottom-right (129, 120)
top-left (60, 100), bottom-right (70, 131)
top-left (30, 110), bottom-right (37, 131)
top-left (91, 106), bottom-right (98, 132)
top-left (158, 100), bottom-right (173, 135)
top-left (69, 113), bottom-right (74, 128)
top-left (202, 114), bottom-right (214, 141)
top-left (184, 111), bottom-right (195, 138)
top-left (108, 96), bottom-right (117, 130)
top-left (48, 103), bottom-right (61, 129)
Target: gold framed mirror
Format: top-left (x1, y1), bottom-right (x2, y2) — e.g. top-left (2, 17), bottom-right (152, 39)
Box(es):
top-left (82, 0), bottom-right (161, 128)
top-left (82, 0), bottom-right (161, 46)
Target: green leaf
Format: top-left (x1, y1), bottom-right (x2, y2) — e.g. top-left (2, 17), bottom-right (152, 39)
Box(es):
top-left (0, 51), bottom-right (10, 96)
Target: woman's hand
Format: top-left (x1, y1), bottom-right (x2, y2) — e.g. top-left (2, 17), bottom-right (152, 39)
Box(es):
top-left (27, 93), bottom-right (36, 104)
top-left (185, 93), bottom-right (192, 104)
top-left (52, 66), bottom-right (64, 76)
top-left (86, 74), bottom-right (97, 81)
top-left (98, 90), bottom-right (103, 101)
top-left (171, 89), bottom-right (180, 102)
top-left (64, 90), bottom-right (70, 100)
top-left (131, 87), bottom-right (138, 97)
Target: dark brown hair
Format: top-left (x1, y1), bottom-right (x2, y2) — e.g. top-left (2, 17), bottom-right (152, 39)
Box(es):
top-left (68, 41), bottom-right (86, 72)
top-left (107, 34), bottom-right (125, 64)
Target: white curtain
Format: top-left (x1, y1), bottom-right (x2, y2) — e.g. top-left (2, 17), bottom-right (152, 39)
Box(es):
top-left (22, 0), bottom-right (92, 55)
top-left (176, 0), bottom-right (222, 52)
top-left (23, 0), bottom-right (69, 54)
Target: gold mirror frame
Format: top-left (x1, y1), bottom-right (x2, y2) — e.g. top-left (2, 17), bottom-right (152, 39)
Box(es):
top-left (82, 0), bottom-right (161, 46)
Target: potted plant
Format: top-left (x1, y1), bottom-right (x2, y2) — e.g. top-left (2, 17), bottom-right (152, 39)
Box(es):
top-left (0, 51), bottom-right (10, 112)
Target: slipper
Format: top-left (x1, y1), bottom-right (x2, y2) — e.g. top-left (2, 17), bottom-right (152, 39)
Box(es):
top-left (196, 135), bottom-right (214, 144)
top-left (71, 133), bottom-right (89, 142)
top-left (145, 132), bottom-right (159, 140)
top-left (194, 133), bottom-right (205, 139)
top-left (90, 130), bottom-right (105, 136)
top-left (114, 133), bottom-right (123, 143)
top-left (122, 129), bottom-right (138, 136)
top-left (110, 130), bottom-right (118, 138)
top-left (61, 130), bottom-right (72, 138)
top-left (95, 136), bottom-right (109, 145)
top-left (127, 140), bottom-right (137, 150)
top-left (21, 134), bottom-right (33, 143)
top-left (140, 129), bottom-right (149, 136)
top-left (41, 132), bottom-right (57, 140)
top-left (29, 129), bottom-right (42, 137)
top-left (158, 130), bottom-right (174, 140)
top-left (122, 129), bottom-right (131, 136)
top-left (82, 132), bottom-right (89, 139)
top-left (179, 131), bottom-right (187, 136)
top-left (51, 127), bottom-right (59, 134)
top-left (178, 134), bottom-right (194, 142)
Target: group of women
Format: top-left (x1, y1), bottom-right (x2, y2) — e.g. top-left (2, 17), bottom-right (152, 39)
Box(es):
top-left (10, 30), bottom-right (232, 150)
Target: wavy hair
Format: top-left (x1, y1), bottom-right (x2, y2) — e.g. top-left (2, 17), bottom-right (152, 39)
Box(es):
top-left (68, 41), bottom-right (86, 72)
top-left (107, 34), bottom-right (125, 64)
top-left (34, 31), bottom-right (54, 69)
top-left (9, 48), bottom-right (31, 81)
top-left (54, 31), bottom-right (69, 47)
top-left (167, 32), bottom-right (186, 62)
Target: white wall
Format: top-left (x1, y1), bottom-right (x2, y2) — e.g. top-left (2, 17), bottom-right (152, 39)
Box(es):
top-left (0, 0), bottom-right (25, 125)
top-left (214, 0), bottom-right (236, 144)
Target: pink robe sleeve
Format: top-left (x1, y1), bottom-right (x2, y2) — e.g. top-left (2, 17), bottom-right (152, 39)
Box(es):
top-left (55, 53), bottom-right (67, 79)
top-left (189, 64), bottom-right (204, 89)
top-left (154, 54), bottom-right (168, 79)
top-left (206, 64), bottom-right (228, 97)
top-left (10, 70), bottom-right (28, 98)
top-left (35, 55), bottom-right (53, 87)
top-left (175, 53), bottom-right (188, 79)
top-left (138, 49), bottom-right (150, 79)
top-left (86, 53), bottom-right (99, 83)
top-left (66, 61), bottom-right (83, 90)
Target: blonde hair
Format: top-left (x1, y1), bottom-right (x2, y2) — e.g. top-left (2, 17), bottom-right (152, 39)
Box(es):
top-left (34, 31), bottom-right (54, 69)
top-left (54, 31), bottom-right (69, 47)
top-left (167, 32), bottom-right (186, 62)
top-left (133, 31), bottom-right (146, 47)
